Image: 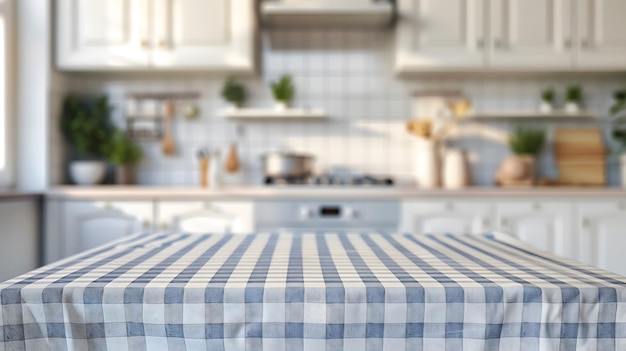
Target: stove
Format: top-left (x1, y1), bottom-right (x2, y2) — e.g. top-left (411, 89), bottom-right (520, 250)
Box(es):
top-left (264, 174), bottom-right (394, 186)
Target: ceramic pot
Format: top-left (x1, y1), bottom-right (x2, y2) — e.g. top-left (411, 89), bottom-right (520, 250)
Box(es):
top-left (495, 155), bottom-right (536, 186)
top-left (539, 102), bottom-right (553, 114)
top-left (274, 101), bottom-right (288, 111)
top-left (443, 149), bottom-right (469, 189)
top-left (69, 161), bottom-right (106, 186)
top-left (621, 154), bottom-right (626, 188)
top-left (565, 102), bottom-right (580, 114)
top-left (415, 138), bottom-right (440, 189)
top-left (116, 164), bottom-right (137, 185)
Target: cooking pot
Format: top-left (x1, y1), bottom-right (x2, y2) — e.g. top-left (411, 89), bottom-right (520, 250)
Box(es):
top-left (262, 152), bottom-right (314, 177)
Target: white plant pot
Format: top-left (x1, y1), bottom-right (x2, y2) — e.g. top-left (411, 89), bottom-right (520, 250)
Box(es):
top-left (621, 154), bottom-right (626, 188)
top-left (274, 101), bottom-right (288, 112)
top-left (414, 138), bottom-right (440, 189)
top-left (565, 102), bottom-right (580, 114)
top-left (539, 102), bottom-right (553, 114)
top-left (69, 161), bottom-right (106, 186)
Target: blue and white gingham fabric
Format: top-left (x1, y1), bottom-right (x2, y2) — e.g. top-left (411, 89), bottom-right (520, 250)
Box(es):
top-left (1, 232), bottom-right (626, 351)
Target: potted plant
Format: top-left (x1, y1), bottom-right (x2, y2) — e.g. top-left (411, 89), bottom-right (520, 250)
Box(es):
top-left (271, 75), bottom-right (295, 111)
top-left (611, 88), bottom-right (626, 187)
top-left (540, 88), bottom-right (555, 113)
top-left (104, 129), bottom-right (143, 185)
top-left (496, 125), bottom-right (546, 187)
top-left (60, 95), bottom-right (115, 185)
top-left (221, 77), bottom-right (246, 112)
top-left (565, 85), bottom-right (583, 113)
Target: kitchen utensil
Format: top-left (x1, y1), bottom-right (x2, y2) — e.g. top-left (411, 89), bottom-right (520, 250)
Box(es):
top-left (262, 152), bottom-right (314, 178)
top-left (197, 148), bottom-right (209, 188)
top-left (225, 143), bottom-right (240, 173)
top-left (162, 101), bottom-right (176, 156)
top-left (442, 149), bottom-right (468, 189)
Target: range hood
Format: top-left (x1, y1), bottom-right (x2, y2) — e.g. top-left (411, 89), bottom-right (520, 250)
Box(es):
top-left (261, 0), bottom-right (394, 27)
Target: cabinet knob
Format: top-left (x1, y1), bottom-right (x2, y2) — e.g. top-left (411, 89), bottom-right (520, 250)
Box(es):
top-left (582, 218), bottom-right (590, 229)
top-left (581, 39), bottom-right (592, 49)
top-left (564, 39), bottom-right (572, 49)
top-left (160, 221), bottom-right (169, 230)
top-left (445, 202), bottom-right (454, 211)
top-left (140, 39), bottom-right (150, 49)
top-left (501, 218), bottom-right (508, 228)
top-left (494, 39), bottom-right (505, 49)
top-left (142, 219), bottom-right (152, 229)
top-left (483, 218), bottom-right (491, 228)
top-left (477, 38), bottom-right (484, 49)
top-left (158, 39), bottom-right (168, 49)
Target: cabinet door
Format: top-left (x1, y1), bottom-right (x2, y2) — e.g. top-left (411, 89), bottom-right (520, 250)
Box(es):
top-left (63, 201), bottom-right (154, 257)
top-left (157, 201), bottom-right (254, 234)
top-left (578, 202), bottom-right (626, 276)
top-left (400, 201), bottom-right (493, 235)
top-left (396, 0), bottom-right (486, 72)
top-left (576, 0), bottom-right (626, 69)
top-left (496, 202), bottom-right (574, 259)
top-left (56, 0), bottom-right (150, 69)
top-left (0, 199), bottom-right (39, 281)
top-left (151, 0), bottom-right (255, 71)
top-left (490, 0), bottom-right (574, 68)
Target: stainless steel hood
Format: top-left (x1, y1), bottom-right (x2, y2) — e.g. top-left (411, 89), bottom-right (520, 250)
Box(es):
top-left (261, 0), bottom-right (394, 27)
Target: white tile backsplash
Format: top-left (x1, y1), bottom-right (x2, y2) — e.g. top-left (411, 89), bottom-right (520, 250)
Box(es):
top-left (55, 29), bottom-right (626, 186)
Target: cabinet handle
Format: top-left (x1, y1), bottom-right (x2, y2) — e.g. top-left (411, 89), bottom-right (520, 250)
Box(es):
top-left (501, 218), bottom-right (508, 228)
top-left (494, 39), bottom-right (504, 49)
top-left (564, 39), bottom-right (572, 49)
top-left (581, 39), bottom-right (592, 50)
top-left (140, 39), bottom-right (150, 49)
top-left (160, 221), bottom-right (169, 230)
top-left (142, 219), bottom-right (152, 229)
top-left (582, 218), bottom-right (590, 229)
top-left (483, 218), bottom-right (491, 228)
top-left (445, 202), bottom-right (454, 211)
top-left (533, 202), bottom-right (541, 211)
top-left (158, 39), bottom-right (168, 49)
top-left (477, 38), bottom-right (484, 49)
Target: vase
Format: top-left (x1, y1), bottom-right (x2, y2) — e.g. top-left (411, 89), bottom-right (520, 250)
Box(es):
top-left (443, 149), bottom-right (469, 189)
top-left (69, 161), bottom-right (106, 186)
top-left (539, 102), bottom-right (553, 114)
top-left (274, 101), bottom-right (288, 112)
top-left (414, 138), bottom-right (440, 189)
top-left (495, 155), bottom-right (536, 187)
top-left (116, 164), bottom-right (137, 185)
top-left (565, 102), bottom-right (580, 114)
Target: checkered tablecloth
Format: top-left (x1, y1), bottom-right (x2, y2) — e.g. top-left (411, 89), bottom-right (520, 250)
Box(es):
top-left (1, 232), bottom-right (626, 351)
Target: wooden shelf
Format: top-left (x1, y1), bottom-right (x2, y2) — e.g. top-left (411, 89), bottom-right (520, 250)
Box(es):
top-left (223, 108), bottom-right (327, 120)
top-left (463, 110), bottom-right (597, 120)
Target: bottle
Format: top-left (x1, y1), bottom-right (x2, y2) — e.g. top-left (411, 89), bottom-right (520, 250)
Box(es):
top-left (209, 150), bottom-right (222, 190)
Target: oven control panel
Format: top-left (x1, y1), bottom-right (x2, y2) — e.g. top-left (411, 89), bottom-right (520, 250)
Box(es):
top-left (256, 200), bottom-right (399, 231)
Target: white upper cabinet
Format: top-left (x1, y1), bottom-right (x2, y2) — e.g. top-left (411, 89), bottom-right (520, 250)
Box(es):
top-left (57, 0), bottom-right (256, 72)
top-left (396, 0), bottom-right (486, 71)
top-left (576, 0), bottom-right (626, 69)
top-left (396, 0), bottom-right (626, 72)
top-left (496, 202), bottom-right (574, 259)
top-left (490, 0), bottom-right (574, 69)
top-left (57, 0), bottom-right (150, 69)
top-left (151, 0), bottom-right (255, 70)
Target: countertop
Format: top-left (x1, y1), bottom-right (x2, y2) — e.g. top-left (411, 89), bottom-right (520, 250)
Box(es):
top-left (0, 190), bottom-right (42, 201)
top-left (46, 185), bottom-right (626, 200)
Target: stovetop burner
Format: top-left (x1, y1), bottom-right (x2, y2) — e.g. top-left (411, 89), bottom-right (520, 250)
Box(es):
top-left (264, 174), bottom-right (394, 186)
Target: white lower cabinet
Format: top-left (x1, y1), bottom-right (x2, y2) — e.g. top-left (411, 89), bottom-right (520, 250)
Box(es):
top-left (0, 199), bottom-right (40, 281)
top-left (496, 202), bottom-right (574, 259)
top-left (400, 201), bottom-right (494, 235)
top-left (577, 201), bottom-right (626, 276)
top-left (157, 201), bottom-right (254, 234)
top-left (51, 201), bottom-right (155, 263)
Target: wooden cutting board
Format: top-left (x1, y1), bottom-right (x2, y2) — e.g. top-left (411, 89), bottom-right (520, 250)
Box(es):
top-left (554, 128), bottom-right (607, 186)
top-left (553, 128), bottom-right (606, 155)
